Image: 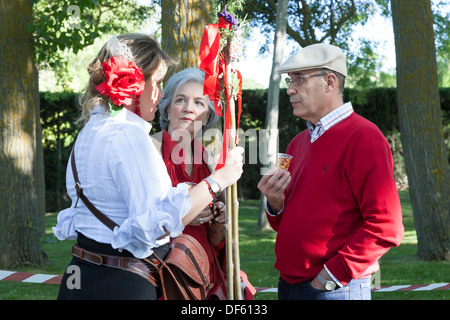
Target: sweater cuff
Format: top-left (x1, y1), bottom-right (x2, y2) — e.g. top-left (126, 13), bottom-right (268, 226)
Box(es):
top-left (324, 265), bottom-right (344, 288)
top-left (266, 201), bottom-right (285, 216)
top-left (325, 255), bottom-right (352, 286)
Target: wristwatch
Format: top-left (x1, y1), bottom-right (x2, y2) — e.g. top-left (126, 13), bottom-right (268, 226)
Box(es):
top-left (317, 273), bottom-right (336, 291)
top-left (204, 176), bottom-right (222, 199)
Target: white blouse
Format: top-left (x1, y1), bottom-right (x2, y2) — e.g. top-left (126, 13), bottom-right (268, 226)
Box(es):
top-left (53, 105), bottom-right (191, 258)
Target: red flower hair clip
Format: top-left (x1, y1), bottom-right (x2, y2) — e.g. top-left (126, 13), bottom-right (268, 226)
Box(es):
top-left (96, 56), bottom-right (145, 107)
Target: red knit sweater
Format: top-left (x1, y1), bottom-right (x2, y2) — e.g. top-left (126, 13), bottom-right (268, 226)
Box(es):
top-left (267, 112), bottom-right (404, 285)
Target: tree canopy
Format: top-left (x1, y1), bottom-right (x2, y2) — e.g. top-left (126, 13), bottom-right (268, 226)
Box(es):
top-left (242, 0), bottom-right (450, 88)
top-left (30, 0), bottom-right (156, 86)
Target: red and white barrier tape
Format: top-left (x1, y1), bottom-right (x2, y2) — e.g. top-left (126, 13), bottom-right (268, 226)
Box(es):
top-left (0, 270), bottom-right (62, 284)
top-left (255, 283), bottom-right (450, 293)
top-left (371, 283), bottom-right (450, 292)
top-left (1, 270), bottom-right (449, 293)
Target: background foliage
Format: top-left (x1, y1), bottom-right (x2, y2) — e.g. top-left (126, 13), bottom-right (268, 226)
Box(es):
top-left (30, 0), bottom-right (156, 88)
top-left (41, 88), bottom-right (450, 211)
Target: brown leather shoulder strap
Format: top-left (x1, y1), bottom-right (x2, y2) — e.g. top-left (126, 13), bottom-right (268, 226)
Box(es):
top-left (70, 148), bottom-right (119, 231)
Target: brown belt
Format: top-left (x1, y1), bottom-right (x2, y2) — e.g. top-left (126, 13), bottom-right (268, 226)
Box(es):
top-left (72, 244), bottom-right (161, 286)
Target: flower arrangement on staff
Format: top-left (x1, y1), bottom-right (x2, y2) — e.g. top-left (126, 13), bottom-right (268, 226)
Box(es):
top-left (199, 0), bottom-right (249, 114)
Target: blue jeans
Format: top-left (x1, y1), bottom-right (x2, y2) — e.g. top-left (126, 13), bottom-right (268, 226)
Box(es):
top-left (278, 277), bottom-right (372, 300)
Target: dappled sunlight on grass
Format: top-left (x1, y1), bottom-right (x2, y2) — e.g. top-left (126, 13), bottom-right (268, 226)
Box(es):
top-left (401, 230), bottom-right (418, 244)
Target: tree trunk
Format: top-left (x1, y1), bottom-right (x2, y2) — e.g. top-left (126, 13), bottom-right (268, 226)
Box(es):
top-left (161, 0), bottom-right (211, 77)
top-left (258, 0), bottom-right (289, 230)
top-left (0, 0), bottom-right (47, 267)
top-left (391, 0), bottom-right (450, 260)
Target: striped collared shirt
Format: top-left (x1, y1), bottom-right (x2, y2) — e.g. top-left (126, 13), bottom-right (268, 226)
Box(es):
top-left (307, 102), bottom-right (354, 143)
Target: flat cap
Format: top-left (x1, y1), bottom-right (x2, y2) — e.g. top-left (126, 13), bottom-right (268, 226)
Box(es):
top-left (277, 43), bottom-right (347, 77)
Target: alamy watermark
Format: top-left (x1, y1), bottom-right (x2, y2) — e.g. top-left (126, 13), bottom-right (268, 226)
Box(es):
top-left (168, 121), bottom-right (281, 175)
top-left (67, 5), bottom-right (81, 29)
top-left (65, 265), bottom-right (81, 289)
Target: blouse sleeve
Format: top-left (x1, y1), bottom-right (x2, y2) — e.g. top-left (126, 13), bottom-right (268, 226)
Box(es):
top-left (108, 124), bottom-right (191, 258)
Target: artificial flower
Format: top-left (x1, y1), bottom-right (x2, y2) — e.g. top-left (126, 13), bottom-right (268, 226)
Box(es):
top-left (96, 57), bottom-right (145, 106)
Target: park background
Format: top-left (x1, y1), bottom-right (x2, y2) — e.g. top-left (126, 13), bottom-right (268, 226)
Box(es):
top-left (0, 0), bottom-right (449, 300)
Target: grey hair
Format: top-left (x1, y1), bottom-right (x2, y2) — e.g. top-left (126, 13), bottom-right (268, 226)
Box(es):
top-left (158, 68), bottom-right (218, 131)
top-left (318, 68), bottom-right (345, 96)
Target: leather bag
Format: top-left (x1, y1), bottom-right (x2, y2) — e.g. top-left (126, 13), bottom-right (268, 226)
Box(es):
top-left (157, 234), bottom-right (210, 300)
top-left (70, 149), bottom-right (210, 300)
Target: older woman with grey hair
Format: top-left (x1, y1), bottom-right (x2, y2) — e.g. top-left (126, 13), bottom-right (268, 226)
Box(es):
top-left (151, 67), bottom-right (228, 299)
top-left (158, 67), bottom-right (219, 132)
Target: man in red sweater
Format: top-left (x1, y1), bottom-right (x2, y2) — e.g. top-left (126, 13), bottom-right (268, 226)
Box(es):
top-left (257, 43), bottom-right (404, 300)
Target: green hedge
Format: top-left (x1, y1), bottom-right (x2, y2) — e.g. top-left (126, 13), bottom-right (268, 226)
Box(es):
top-left (41, 88), bottom-right (450, 210)
top-left (40, 92), bottom-right (81, 212)
top-left (236, 88), bottom-right (449, 198)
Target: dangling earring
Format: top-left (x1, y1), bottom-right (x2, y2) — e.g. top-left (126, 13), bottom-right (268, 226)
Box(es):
top-left (134, 95), bottom-right (141, 117)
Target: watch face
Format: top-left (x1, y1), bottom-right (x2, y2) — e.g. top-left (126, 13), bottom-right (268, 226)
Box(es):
top-left (325, 281), bottom-right (336, 291)
top-left (205, 177), bottom-right (221, 197)
top-left (210, 181), bottom-right (220, 193)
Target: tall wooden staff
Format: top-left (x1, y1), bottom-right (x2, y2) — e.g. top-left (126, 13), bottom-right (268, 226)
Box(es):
top-left (225, 61), bottom-right (241, 300)
top-left (198, 0), bottom-right (247, 300)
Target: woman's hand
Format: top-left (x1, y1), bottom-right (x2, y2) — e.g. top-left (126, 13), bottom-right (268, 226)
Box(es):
top-left (210, 146), bottom-right (244, 190)
top-left (189, 201), bottom-right (226, 226)
top-left (210, 201), bottom-right (226, 224)
top-left (208, 201), bottom-right (226, 244)
top-left (189, 205), bottom-right (214, 226)
top-left (183, 147), bottom-right (243, 227)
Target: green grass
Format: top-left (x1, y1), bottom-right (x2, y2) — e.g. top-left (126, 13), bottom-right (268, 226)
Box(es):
top-left (0, 213), bottom-right (75, 300)
top-left (1, 191), bottom-right (448, 300)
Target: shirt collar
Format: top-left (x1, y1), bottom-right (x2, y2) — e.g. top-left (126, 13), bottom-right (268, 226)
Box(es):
top-left (91, 105), bottom-right (107, 116)
top-left (307, 102), bottom-right (353, 132)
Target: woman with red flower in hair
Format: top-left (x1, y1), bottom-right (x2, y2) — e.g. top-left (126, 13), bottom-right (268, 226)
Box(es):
top-left (53, 34), bottom-right (244, 300)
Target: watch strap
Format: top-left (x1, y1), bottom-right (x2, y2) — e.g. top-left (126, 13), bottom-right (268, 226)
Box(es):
top-left (203, 177), bottom-right (221, 199)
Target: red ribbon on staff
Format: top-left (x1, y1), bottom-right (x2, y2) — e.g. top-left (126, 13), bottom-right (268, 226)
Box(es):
top-left (198, 17), bottom-right (232, 116)
top-left (198, 17), bottom-right (243, 170)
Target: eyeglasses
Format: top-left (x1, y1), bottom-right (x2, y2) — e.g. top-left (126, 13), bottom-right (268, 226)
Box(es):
top-left (285, 73), bottom-right (328, 87)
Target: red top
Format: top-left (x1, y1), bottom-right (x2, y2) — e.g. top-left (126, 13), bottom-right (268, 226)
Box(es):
top-left (161, 129), bottom-right (225, 284)
top-left (267, 113), bottom-right (404, 285)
